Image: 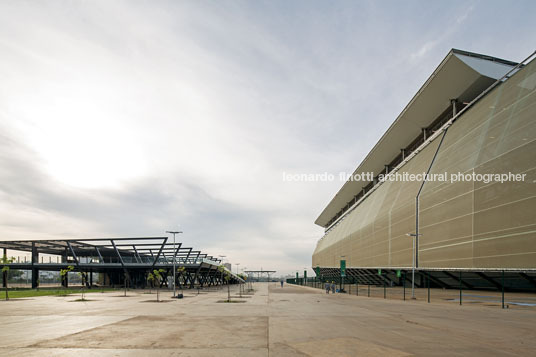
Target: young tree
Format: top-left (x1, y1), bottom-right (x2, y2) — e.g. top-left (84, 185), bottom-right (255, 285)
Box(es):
top-left (223, 270), bottom-right (232, 302)
top-left (60, 265), bottom-right (74, 295)
top-left (217, 265), bottom-right (224, 289)
top-left (237, 274), bottom-right (247, 297)
top-left (238, 274), bottom-right (248, 297)
top-left (218, 266), bottom-right (232, 302)
top-left (177, 266), bottom-right (186, 297)
top-left (1, 255), bottom-right (15, 300)
top-left (149, 269), bottom-right (165, 302)
top-left (146, 272), bottom-right (153, 294)
top-left (218, 265), bottom-right (225, 290)
top-left (123, 271), bottom-right (129, 297)
top-left (77, 272), bottom-right (87, 301)
top-left (147, 273), bottom-right (156, 294)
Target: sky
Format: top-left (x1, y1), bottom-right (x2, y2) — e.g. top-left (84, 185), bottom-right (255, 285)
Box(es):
top-left (0, 0), bottom-right (534, 276)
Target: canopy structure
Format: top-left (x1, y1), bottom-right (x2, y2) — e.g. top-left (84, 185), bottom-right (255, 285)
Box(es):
top-left (0, 237), bottom-right (244, 288)
top-left (244, 270), bottom-right (277, 281)
top-left (315, 49), bottom-right (519, 229)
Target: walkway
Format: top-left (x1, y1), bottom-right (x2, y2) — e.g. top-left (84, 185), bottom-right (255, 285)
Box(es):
top-left (0, 283), bottom-right (535, 356)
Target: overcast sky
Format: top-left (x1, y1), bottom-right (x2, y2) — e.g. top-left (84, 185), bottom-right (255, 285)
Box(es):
top-left (0, 0), bottom-right (534, 275)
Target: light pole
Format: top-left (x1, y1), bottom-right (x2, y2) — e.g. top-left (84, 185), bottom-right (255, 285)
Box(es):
top-left (340, 255), bottom-right (346, 292)
top-left (406, 233), bottom-right (422, 299)
top-left (218, 255), bottom-right (226, 289)
top-left (166, 230), bottom-right (183, 298)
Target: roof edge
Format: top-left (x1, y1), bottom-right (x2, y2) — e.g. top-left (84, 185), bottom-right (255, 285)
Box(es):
top-left (315, 49), bottom-right (518, 228)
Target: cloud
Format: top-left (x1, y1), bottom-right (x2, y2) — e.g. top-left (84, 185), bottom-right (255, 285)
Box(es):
top-left (0, 0), bottom-right (535, 275)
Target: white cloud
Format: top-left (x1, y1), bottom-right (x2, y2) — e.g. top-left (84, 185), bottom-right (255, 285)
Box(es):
top-left (0, 0), bottom-right (535, 275)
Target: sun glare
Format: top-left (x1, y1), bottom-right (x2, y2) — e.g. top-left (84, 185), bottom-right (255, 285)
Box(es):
top-left (19, 84), bottom-right (147, 189)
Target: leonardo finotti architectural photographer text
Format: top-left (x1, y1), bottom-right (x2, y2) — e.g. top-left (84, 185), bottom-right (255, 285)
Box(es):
top-left (282, 171), bottom-right (527, 184)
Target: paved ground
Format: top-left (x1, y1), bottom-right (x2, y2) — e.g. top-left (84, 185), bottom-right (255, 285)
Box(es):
top-left (0, 283), bottom-right (535, 356)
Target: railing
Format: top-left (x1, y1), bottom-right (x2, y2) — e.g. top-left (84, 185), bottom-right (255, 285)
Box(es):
top-left (288, 275), bottom-right (536, 310)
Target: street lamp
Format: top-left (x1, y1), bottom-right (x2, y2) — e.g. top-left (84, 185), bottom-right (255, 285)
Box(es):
top-left (406, 233), bottom-right (422, 299)
top-left (166, 230), bottom-right (183, 298)
top-left (218, 255), bottom-right (226, 289)
top-left (340, 255), bottom-right (346, 292)
top-left (243, 267), bottom-right (248, 289)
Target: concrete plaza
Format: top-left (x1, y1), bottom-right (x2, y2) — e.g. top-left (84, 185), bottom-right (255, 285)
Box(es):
top-left (0, 283), bottom-right (535, 356)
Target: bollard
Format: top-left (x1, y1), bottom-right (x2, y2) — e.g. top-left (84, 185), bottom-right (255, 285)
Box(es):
top-left (427, 274), bottom-right (430, 303)
top-left (403, 274), bottom-right (406, 301)
top-left (502, 270), bottom-right (505, 309)
top-left (459, 271), bottom-right (462, 306)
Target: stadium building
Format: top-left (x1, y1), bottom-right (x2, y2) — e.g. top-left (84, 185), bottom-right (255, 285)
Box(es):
top-left (312, 49), bottom-right (536, 291)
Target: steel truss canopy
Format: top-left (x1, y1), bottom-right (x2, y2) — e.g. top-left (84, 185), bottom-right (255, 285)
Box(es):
top-left (0, 237), bottom-right (223, 267)
top-left (244, 270), bottom-right (277, 281)
top-left (315, 49), bottom-right (519, 228)
top-left (0, 237), bottom-right (246, 289)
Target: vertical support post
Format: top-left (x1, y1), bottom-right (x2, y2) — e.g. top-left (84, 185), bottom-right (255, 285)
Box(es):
top-left (502, 270), bottom-right (505, 309)
top-left (173, 236), bottom-right (176, 296)
top-left (2, 248), bottom-right (7, 288)
top-left (403, 273), bottom-right (406, 301)
top-left (367, 284), bottom-right (370, 297)
top-left (411, 235), bottom-right (416, 299)
top-left (356, 282), bottom-right (358, 296)
top-left (31, 242), bottom-right (39, 289)
top-left (384, 280), bottom-right (386, 299)
top-left (414, 123), bottom-right (449, 280)
top-left (415, 210), bottom-right (418, 270)
top-left (427, 274), bottom-right (430, 303)
top-left (63, 271), bottom-right (69, 288)
top-left (459, 271), bottom-right (462, 306)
